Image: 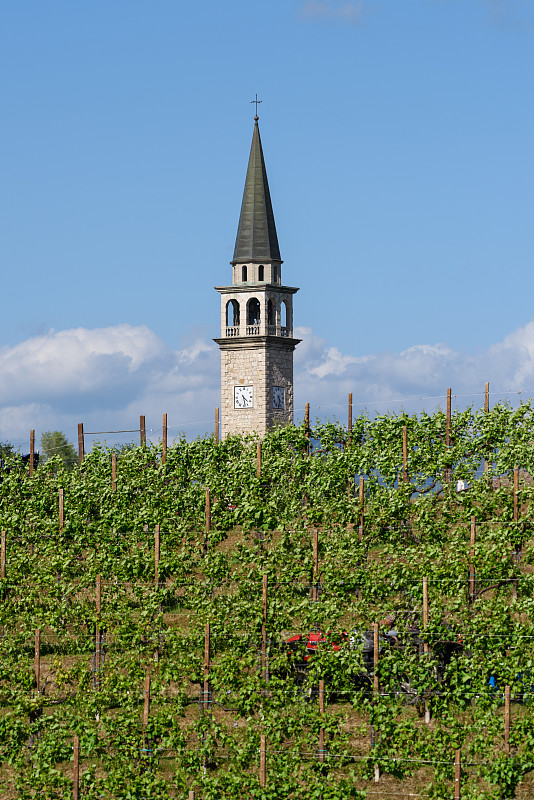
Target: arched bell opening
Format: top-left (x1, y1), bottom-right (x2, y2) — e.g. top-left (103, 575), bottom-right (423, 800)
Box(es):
top-left (258, 264), bottom-right (264, 281)
top-left (247, 298), bottom-right (261, 325)
top-left (242, 265), bottom-right (248, 282)
top-left (281, 299), bottom-right (289, 336)
top-left (226, 299), bottom-right (240, 327)
top-left (225, 299), bottom-right (240, 336)
top-left (267, 299), bottom-right (275, 328)
top-left (246, 298), bottom-right (261, 333)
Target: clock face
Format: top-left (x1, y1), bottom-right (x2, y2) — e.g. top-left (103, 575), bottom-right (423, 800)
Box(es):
top-left (273, 386), bottom-right (285, 410)
top-left (234, 385), bottom-right (253, 409)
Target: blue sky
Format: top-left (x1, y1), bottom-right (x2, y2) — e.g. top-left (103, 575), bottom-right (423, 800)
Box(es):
top-left (1, 0), bottom-right (534, 449)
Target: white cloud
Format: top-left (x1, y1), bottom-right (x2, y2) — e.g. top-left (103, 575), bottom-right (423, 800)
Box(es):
top-left (3, 318), bottom-right (534, 449)
top-left (0, 324), bottom-right (220, 447)
top-left (298, 0), bottom-right (366, 24)
top-left (293, 320), bottom-right (534, 418)
top-left (0, 324), bottom-right (164, 407)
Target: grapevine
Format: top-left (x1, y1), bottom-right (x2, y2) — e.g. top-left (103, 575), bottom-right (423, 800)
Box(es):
top-left (0, 402), bottom-right (533, 798)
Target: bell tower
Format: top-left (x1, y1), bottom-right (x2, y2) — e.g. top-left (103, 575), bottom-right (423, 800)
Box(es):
top-left (214, 113), bottom-right (300, 437)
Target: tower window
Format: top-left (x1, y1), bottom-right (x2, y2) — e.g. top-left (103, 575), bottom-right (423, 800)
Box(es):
top-left (258, 264), bottom-right (264, 281)
top-left (281, 299), bottom-right (288, 331)
top-left (247, 298), bottom-right (261, 325)
top-left (273, 265), bottom-right (278, 283)
top-left (242, 265), bottom-right (247, 282)
top-left (267, 299), bottom-right (274, 326)
top-left (226, 299), bottom-right (240, 327)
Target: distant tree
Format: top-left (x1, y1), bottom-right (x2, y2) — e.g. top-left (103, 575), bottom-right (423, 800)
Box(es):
top-left (111, 441), bottom-right (137, 455)
top-left (0, 441), bottom-right (16, 460)
top-left (40, 431), bottom-right (77, 469)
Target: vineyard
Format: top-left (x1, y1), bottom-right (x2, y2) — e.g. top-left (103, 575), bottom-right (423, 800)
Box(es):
top-left (1, 401), bottom-right (534, 799)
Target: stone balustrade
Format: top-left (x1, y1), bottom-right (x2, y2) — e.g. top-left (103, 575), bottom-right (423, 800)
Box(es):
top-left (225, 325), bottom-right (293, 338)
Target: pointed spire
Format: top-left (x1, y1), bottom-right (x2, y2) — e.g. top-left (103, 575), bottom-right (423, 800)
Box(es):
top-left (232, 117), bottom-right (281, 264)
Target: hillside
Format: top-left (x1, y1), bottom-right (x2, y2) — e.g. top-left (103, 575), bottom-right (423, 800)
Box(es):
top-left (1, 405), bottom-right (533, 799)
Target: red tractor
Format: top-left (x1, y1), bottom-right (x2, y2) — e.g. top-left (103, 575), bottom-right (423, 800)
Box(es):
top-left (285, 620), bottom-right (463, 697)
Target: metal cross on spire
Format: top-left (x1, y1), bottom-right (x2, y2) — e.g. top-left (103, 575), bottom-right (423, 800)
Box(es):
top-left (250, 93), bottom-right (262, 117)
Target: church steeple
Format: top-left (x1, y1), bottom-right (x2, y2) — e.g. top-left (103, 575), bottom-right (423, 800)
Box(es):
top-left (214, 110), bottom-right (300, 438)
top-left (232, 116), bottom-right (281, 266)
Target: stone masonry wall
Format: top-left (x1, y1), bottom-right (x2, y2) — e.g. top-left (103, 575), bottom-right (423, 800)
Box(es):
top-left (220, 341), bottom-right (294, 438)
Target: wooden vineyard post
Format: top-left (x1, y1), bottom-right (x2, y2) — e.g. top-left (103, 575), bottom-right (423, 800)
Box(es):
top-left (143, 672), bottom-right (150, 746)
top-left (29, 429), bottom-right (35, 477)
top-left (348, 393), bottom-right (353, 445)
top-left (373, 744), bottom-right (380, 783)
top-left (422, 577), bottom-right (430, 723)
top-left (198, 623), bottom-right (211, 768)
top-left (504, 684), bottom-right (511, 756)
top-left (262, 574), bottom-right (268, 686)
top-left (204, 489), bottom-right (211, 556)
top-left (372, 623), bottom-right (380, 783)
top-left (96, 574), bottom-right (101, 616)
top-left (188, 793), bottom-right (195, 800)
top-left (203, 623), bottom-right (210, 711)
top-left (73, 735), bottom-right (80, 800)
top-left (470, 517), bottom-right (478, 590)
top-left (454, 748), bottom-right (461, 800)
top-left (111, 453), bottom-right (117, 493)
top-left (257, 441), bottom-right (262, 479)
top-left (373, 622), bottom-right (379, 696)
top-left (369, 622), bottom-right (380, 783)
top-left (514, 466), bottom-right (520, 521)
top-left (259, 734), bottom-right (267, 788)
top-left (162, 413), bottom-right (167, 464)
top-left (402, 425), bottom-right (408, 484)
top-left (446, 388), bottom-right (452, 448)
top-left (359, 476), bottom-right (364, 543)
top-left (305, 402), bottom-right (310, 455)
top-left (422, 577), bottom-right (429, 630)
top-left (154, 525), bottom-right (160, 588)
top-left (445, 388), bottom-right (452, 483)
top-left (214, 407), bottom-right (219, 443)
top-left (140, 415), bottom-right (146, 447)
top-left (371, 622), bottom-right (380, 783)
top-left (318, 678), bottom-right (326, 763)
top-left (205, 489), bottom-right (211, 534)
top-left (95, 574), bottom-right (101, 690)
top-left (154, 526), bottom-right (161, 663)
top-left (484, 382), bottom-right (490, 473)
top-left (34, 629), bottom-right (40, 692)
top-left (514, 467), bottom-right (520, 600)
top-left (1, 530), bottom-right (5, 579)
top-left (77, 423), bottom-right (85, 466)
top-left (347, 393), bottom-right (354, 498)
top-left (59, 489), bottom-right (64, 533)
top-left (312, 529), bottom-right (319, 602)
